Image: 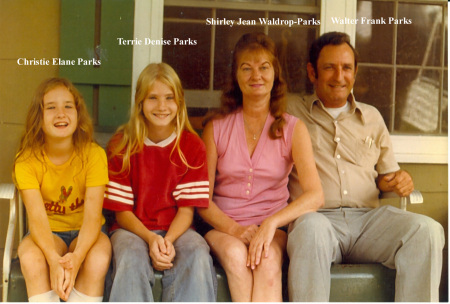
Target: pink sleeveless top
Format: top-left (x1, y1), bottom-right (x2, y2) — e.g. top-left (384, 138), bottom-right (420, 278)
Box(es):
top-left (213, 109), bottom-right (298, 225)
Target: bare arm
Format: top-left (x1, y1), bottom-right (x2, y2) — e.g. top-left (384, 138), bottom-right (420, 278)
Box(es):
top-left (197, 121), bottom-right (258, 244)
top-left (247, 120), bottom-right (324, 268)
top-left (165, 206), bottom-right (194, 244)
top-left (255, 120), bottom-right (323, 230)
top-left (279, 119), bottom-right (324, 222)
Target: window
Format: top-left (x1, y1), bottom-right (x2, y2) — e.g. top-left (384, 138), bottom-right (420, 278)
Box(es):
top-left (62, 0), bottom-right (446, 162)
top-left (354, 0), bottom-right (448, 136)
top-left (60, 0), bottom-right (134, 132)
top-left (162, 0), bottom-right (320, 108)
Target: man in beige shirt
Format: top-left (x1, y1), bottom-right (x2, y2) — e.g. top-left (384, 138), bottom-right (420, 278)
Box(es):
top-left (286, 31), bottom-right (444, 302)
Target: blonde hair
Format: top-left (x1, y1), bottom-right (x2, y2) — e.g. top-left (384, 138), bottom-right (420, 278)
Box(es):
top-left (109, 63), bottom-right (197, 174)
top-left (13, 78), bottom-right (93, 172)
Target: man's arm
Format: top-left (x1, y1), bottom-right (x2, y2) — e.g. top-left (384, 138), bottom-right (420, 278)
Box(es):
top-left (377, 169), bottom-right (414, 197)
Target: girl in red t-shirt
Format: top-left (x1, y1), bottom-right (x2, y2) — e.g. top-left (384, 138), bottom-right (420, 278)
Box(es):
top-left (103, 63), bottom-right (216, 302)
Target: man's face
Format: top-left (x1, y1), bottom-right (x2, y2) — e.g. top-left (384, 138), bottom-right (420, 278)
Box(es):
top-left (307, 43), bottom-right (357, 108)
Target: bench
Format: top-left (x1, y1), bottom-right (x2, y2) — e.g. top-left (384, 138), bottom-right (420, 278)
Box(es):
top-left (5, 257), bottom-right (396, 302)
top-left (1, 183), bottom-right (424, 302)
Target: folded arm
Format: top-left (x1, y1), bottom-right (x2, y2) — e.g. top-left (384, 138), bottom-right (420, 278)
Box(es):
top-left (377, 169), bottom-right (414, 197)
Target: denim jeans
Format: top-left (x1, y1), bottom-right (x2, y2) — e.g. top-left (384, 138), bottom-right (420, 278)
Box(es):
top-left (108, 228), bottom-right (217, 302)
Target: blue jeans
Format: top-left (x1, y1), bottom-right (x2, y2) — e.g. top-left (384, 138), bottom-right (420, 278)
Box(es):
top-left (108, 228), bottom-right (217, 302)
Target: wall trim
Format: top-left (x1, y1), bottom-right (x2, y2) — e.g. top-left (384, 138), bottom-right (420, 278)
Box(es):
top-left (132, 0), bottom-right (164, 105)
top-left (392, 135), bottom-right (448, 164)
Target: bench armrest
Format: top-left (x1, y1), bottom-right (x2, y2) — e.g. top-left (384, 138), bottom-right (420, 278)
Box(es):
top-left (1, 183), bottom-right (18, 302)
top-left (381, 189), bottom-right (424, 211)
top-left (400, 190), bottom-right (423, 211)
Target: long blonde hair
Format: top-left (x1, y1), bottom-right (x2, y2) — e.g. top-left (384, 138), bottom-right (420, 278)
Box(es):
top-left (108, 63), bottom-right (197, 174)
top-left (14, 77), bottom-right (93, 168)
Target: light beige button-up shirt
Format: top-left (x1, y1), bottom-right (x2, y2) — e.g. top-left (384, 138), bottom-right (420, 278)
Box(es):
top-left (287, 93), bottom-right (400, 209)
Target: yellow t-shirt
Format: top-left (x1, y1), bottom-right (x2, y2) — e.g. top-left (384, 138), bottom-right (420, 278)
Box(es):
top-left (15, 143), bottom-right (109, 232)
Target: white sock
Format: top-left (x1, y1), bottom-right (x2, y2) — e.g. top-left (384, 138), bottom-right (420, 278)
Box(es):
top-left (28, 290), bottom-right (60, 302)
top-left (67, 287), bottom-right (103, 302)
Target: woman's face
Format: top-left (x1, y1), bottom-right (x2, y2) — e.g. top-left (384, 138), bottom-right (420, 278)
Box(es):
top-left (42, 86), bottom-right (78, 143)
top-left (236, 49), bottom-right (275, 101)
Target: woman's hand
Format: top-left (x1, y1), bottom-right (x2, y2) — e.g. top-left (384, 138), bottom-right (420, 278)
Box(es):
top-left (230, 224), bottom-right (259, 245)
top-left (149, 235), bottom-right (176, 271)
top-left (246, 220), bottom-right (277, 270)
top-left (59, 252), bottom-right (82, 300)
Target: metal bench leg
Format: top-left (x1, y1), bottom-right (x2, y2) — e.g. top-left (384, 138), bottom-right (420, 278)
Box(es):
top-left (1, 184), bottom-right (17, 302)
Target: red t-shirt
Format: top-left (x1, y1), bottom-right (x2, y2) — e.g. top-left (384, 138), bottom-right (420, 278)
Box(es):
top-left (104, 131), bottom-right (209, 231)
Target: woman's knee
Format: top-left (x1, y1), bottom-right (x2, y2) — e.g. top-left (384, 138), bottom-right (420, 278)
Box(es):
top-left (206, 232), bottom-right (248, 274)
top-left (253, 243), bottom-right (283, 279)
top-left (220, 246), bottom-right (250, 278)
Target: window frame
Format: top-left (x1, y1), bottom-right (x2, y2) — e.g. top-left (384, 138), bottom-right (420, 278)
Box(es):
top-left (132, 0), bottom-right (448, 164)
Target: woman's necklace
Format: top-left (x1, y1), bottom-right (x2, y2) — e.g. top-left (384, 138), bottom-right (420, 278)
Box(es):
top-left (243, 114), bottom-right (266, 141)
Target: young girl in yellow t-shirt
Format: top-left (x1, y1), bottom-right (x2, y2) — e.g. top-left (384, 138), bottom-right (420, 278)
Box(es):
top-left (13, 78), bottom-right (111, 302)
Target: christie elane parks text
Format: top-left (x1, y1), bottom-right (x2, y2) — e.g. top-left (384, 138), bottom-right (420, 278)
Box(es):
top-left (17, 58), bottom-right (101, 66)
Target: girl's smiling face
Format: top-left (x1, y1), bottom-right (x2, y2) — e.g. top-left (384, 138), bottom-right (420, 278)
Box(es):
top-left (143, 80), bottom-right (178, 142)
top-left (42, 86), bottom-right (78, 142)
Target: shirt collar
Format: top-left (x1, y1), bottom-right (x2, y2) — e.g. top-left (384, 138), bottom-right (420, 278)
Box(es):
top-left (144, 132), bottom-right (177, 147)
top-left (306, 91), bottom-right (366, 124)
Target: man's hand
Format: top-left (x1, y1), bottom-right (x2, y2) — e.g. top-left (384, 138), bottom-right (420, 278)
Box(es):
top-left (378, 170), bottom-right (414, 197)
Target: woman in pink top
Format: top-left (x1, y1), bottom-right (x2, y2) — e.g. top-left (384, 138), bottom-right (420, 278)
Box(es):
top-left (198, 32), bottom-right (324, 301)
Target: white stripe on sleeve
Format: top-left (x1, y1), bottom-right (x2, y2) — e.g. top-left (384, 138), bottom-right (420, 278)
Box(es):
top-left (104, 193), bottom-right (134, 205)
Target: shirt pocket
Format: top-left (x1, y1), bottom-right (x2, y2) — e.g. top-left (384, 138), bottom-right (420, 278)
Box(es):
top-left (354, 137), bottom-right (380, 168)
